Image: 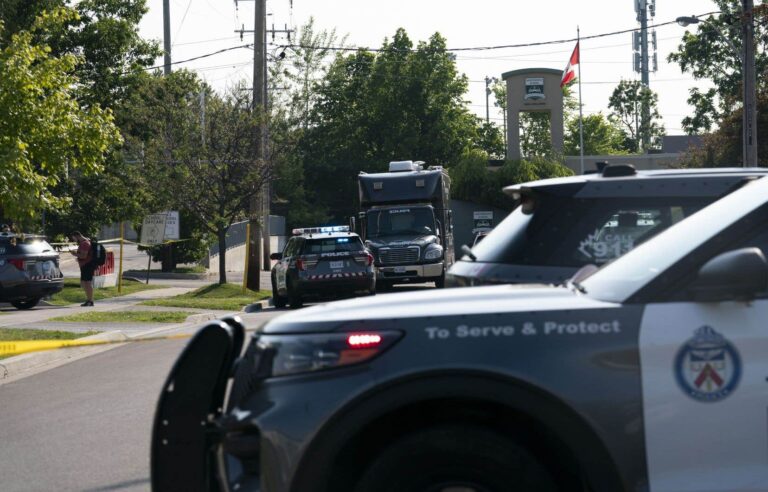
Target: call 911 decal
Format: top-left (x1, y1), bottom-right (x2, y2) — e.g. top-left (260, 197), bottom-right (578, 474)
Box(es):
top-left (674, 325), bottom-right (741, 402)
top-left (578, 228), bottom-right (634, 264)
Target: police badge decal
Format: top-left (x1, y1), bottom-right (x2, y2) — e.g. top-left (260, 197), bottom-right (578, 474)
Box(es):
top-left (674, 326), bottom-right (742, 403)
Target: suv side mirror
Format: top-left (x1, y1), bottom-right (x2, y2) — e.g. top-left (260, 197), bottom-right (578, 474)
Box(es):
top-left (270, 252), bottom-right (283, 261)
top-left (688, 247), bottom-right (768, 302)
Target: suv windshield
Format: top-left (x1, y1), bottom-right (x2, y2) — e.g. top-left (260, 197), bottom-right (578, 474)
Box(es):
top-left (302, 236), bottom-right (364, 254)
top-left (470, 195), bottom-right (709, 267)
top-left (366, 207), bottom-right (436, 238)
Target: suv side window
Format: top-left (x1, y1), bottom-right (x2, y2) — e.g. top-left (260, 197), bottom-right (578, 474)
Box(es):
top-left (634, 204), bottom-right (768, 303)
top-left (283, 238), bottom-right (297, 258)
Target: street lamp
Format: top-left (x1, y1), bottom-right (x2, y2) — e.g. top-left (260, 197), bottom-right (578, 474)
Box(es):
top-left (675, 4), bottom-right (758, 168)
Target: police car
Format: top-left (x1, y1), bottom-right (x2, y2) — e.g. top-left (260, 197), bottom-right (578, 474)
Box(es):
top-left (0, 232), bottom-right (63, 309)
top-left (448, 165), bottom-right (768, 287)
top-left (152, 176), bottom-right (768, 491)
top-left (270, 226), bottom-right (375, 308)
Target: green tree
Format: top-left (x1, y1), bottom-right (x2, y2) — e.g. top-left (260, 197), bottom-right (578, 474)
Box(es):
top-left (608, 80), bottom-right (665, 151)
top-left (135, 74), bottom-right (270, 284)
top-left (0, 9), bottom-right (121, 220)
top-left (565, 113), bottom-right (628, 156)
top-left (0, 0), bottom-right (160, 109)
top-left (667, 0), bottom-right (768, 134)
top-left (298, 29), bottom-right (480, 222)
top-left (1, 0), bottom-right (161, 235)
top-left (450, 150), bottom-right (573, 210)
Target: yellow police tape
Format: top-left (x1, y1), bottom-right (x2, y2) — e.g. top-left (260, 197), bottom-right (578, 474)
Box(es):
top-left (0, 333), bottom-right (194, 358)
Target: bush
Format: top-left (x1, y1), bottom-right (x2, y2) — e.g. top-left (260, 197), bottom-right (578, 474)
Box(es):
top-left (450, 150), bottom-right (573, 210)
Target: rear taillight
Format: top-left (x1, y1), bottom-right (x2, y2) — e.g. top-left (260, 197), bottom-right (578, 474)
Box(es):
top-left (8, 259), bottom-right (24, 270)
top-left (354, 252), bottom-right (374, 266)
top-left (296, 257), bottom-right (318, 271)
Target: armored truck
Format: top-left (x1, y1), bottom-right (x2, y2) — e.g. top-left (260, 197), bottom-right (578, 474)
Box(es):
top-left (356, 161), bottom-right (453, 289)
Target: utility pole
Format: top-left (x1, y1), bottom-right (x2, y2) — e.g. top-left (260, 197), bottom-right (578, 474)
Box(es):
top-left (742, 0), bottom-right (758, 167)
top-left (163, 0), bottom-right (171, 75)
top-left (633, 0), bottom-right (657, 152)
top-left (244, 0), bottom-right (266, 290)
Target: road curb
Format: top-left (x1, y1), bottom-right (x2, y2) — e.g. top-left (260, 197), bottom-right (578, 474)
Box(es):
top-left (243, 298), bottom-right (273, 313)
top-left (0, 331), bottom-right (130, 381)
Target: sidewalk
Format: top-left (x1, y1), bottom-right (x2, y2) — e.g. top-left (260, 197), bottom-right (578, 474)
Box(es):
top-left (0, 286), bottom-right (196, 329)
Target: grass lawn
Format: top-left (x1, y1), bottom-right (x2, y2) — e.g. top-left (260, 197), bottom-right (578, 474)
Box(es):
top-left (0, 328), bottom-right (99, 359)
top-left (142, 283), bottom-right (270, 311)
top-left (48, 278), bottom-right (162, 306)
top-left (47, 310), bottom-right (194, 324)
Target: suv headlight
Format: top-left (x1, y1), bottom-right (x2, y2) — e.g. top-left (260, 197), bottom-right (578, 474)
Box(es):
top-left (424, 245), bottom-right (443, 261)
top-left (256, 331), bottom-right (403, 377)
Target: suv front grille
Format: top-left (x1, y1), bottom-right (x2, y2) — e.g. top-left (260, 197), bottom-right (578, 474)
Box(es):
top-left (379, 247), bottom-right (419, 265)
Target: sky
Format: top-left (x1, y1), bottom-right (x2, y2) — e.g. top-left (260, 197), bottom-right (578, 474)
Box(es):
top-left (138, 0), bottom-right (721, 136)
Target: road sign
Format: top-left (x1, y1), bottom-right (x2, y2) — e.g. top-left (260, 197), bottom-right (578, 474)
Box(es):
top-left (163, 211), bottom-right (180, 240)
top-left (473, 211), bottom-right (493, 229)
top-left (141, 214), bottom-right (168, 245)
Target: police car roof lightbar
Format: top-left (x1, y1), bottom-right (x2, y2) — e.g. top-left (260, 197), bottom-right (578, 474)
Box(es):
top-left (292, 226), bottom-right (350, 235)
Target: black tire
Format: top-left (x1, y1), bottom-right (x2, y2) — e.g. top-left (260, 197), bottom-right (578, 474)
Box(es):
top-left (287, 279), bottom-right (303, 309)
top-left (11, 297), bottom-right (41, 310)
top-left (353, 425), bottom-right (558, 492)
top-left (434, 271), bottom-right (446, 289)
top-left (271, 276), bottom-right (287, 308)
top-left (377, 281), bottom-right (392, 292)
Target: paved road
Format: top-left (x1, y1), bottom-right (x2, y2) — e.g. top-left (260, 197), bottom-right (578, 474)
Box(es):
top-left (0, 310), bottom-right (281, 492)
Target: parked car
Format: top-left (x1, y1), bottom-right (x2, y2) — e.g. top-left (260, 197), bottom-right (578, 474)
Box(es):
top-left (270, 226), bottom-right (375, 308)
top-left (153, 174), bottom-right (768, 492)
top-left (0, 233), bottom-right (64, 309)
top-left (447, 165), bottom-right (768, 287)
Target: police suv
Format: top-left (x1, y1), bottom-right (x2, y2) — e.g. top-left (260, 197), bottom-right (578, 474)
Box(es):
top-left (270, 226), bottom-right (375, 309)
top-left (0, 232), bottom-right (63, 309)
top-left (448, 165), bottom-right (768, 287)
top-left (153, 176), bottom-right (768, 491)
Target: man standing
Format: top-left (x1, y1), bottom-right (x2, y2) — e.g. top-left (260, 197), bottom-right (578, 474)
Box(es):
top-left (70, 231), bottom-right (95, 306)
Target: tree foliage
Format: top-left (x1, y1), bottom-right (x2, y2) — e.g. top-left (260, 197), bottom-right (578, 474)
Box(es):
top-left (296, 29), bottom-right (482, 223)
top-left (0, 9), bottom-right (121, 220)
top-left (565, 113), bottom-right (628, 156)
top-left (677, 92), bottom-right (768, 167)
top-left (607, 80), bottom-right (664, 151)
top-left (667, 0), bottom-right (768, 134)
top-left (131, 73), bottom-right (270, 283)
top-left (450, 150), bottom-right (573, 210)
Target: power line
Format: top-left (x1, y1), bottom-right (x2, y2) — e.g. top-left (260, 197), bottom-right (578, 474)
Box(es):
top-left (132, 10), bottom-right (719, 77)
top-left (273, 11), bottom-right (720, 53)
top-left (172, 0), bottom-right (195, 48)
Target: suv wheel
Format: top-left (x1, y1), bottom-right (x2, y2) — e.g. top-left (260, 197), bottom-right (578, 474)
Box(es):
top-left (353, 425), bottom-right (558, 492)
top-left (271, 276), bottom-right (287, 308)
top-left (287, 280), bottom-right (303, 309)
top-left (11, 297), bottom-right (41, 310)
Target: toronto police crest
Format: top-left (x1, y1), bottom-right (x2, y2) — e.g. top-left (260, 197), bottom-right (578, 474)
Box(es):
top-left (674, 326), bottom-right (741, 403)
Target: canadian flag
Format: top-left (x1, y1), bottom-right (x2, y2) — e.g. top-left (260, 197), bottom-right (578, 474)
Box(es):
top-left (560, 41), bottom-right (579, 88)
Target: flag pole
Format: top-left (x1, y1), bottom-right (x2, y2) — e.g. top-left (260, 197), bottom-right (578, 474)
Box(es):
top-left (577, 26), bottom-right (585, 175)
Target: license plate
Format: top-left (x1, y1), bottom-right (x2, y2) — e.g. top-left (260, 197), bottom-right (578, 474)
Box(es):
top-left (330, 260), bottom-right (344, 269)
top-left (394, 266), bottom-right (406, 273)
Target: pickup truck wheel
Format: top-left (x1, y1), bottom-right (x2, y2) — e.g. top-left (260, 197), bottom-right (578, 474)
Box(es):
top-left (376, 281), bottom-right (392, 292)
top-left (353, 425), bottom-right (558, 492)
top-left (287, 280), bottom-right (303, 309)
top-left (271, 277), bottom-right (286, 308)
top-left (11, 297), bottom-right (41, 310)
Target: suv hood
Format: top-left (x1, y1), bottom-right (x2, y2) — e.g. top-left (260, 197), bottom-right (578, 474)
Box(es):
top-left (262, 284), bottom-right (620, 334)
top-left (366, 234), bottom-right (437, 250)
